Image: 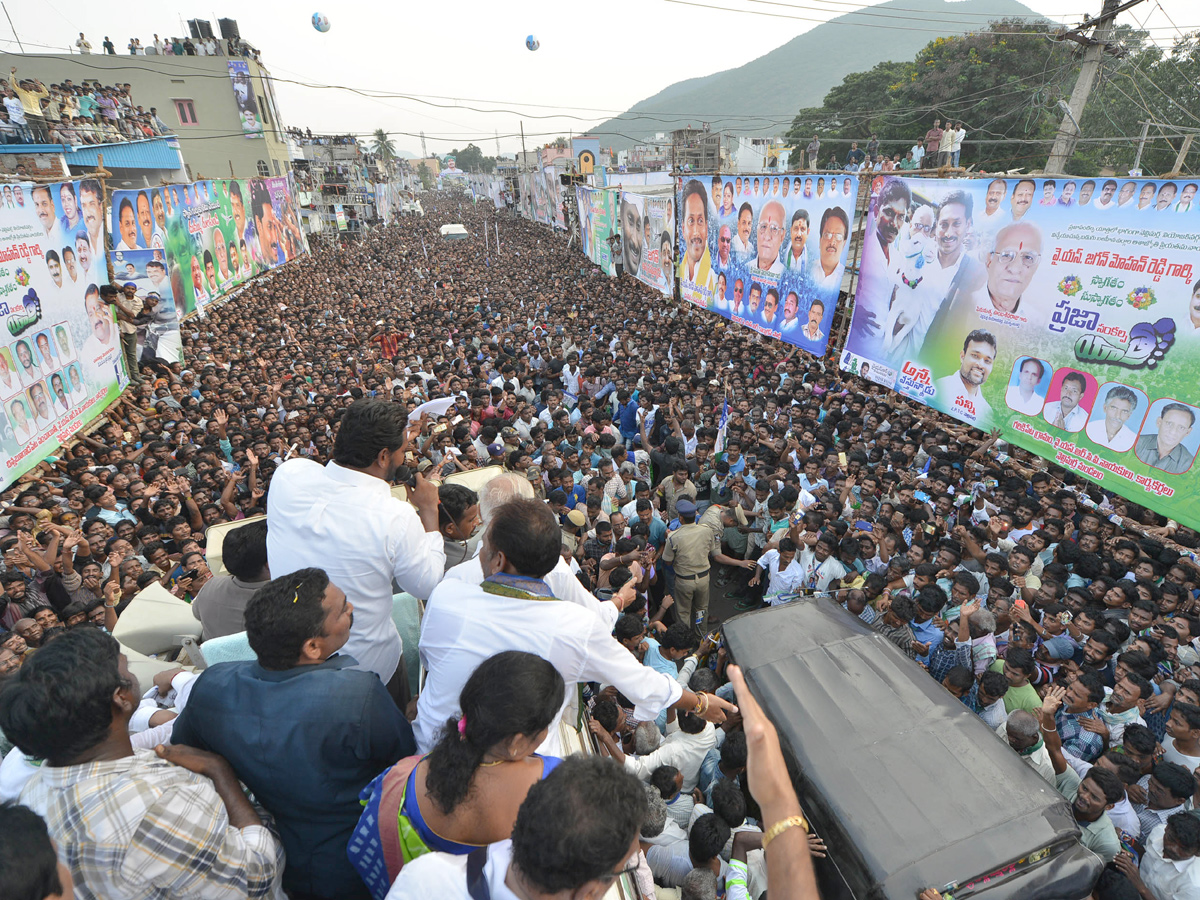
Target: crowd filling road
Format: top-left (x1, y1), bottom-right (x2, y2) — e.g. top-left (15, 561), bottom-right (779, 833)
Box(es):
top-left (0, 194), bottom-right (1199, 900)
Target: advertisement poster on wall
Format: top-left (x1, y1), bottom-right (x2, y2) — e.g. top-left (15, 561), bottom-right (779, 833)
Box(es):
top-left (228, 60), bottom-right (265, 138)
top-left (108, 248), bottom-right (184, 365)
top-left (620, 191), bottom-right (674, 297)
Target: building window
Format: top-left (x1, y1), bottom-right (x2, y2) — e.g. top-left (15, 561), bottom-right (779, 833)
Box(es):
top-left (256, 160), bottom-right (269, 177)
top-left (257, 96), bottom-right (271, 126)
top-left (173, 99), bottom-right (198, 126)
top-left (272, 159), bottom-right (281, 176)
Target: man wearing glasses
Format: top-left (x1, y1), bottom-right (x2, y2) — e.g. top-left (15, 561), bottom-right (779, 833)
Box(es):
top-left (752, 200), bottom-right (785, 276)
top-left (811, 206), bottom-right (849, 294)
top-left (975, 222), bottom-right (1042, 316)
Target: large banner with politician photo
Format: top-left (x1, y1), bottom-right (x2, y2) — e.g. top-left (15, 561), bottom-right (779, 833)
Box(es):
top-left (676, 173), bottom-right (858, 357)
top-left (620, 191), bottom-right (674, 298)
top-left (575, 186), bottom-right (618, 277)
top-left (108, 249), bottom-right (184, 365)
top-left (0, 179), bottom-right (124, 487)
top-left (841, 173), bottom-right (1200, 524)
top-left (109, 175), bottom-right (308, 318)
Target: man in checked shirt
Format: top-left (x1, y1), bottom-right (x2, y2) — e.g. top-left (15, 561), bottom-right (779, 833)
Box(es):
top-left (0, 628), bottom-right (284, 900)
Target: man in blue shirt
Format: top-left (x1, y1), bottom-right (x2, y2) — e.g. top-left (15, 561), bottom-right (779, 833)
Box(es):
top-left (171, 567), bottom-right (415, 900)
top-left (909, 588), bottom-right (947, 666)
top-left (616, 389), bottom-right (640, 448)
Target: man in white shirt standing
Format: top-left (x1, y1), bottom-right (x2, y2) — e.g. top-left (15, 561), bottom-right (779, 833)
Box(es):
top-left (749, 538), bottom-right (805, 604)
top-left (415, 498), bottom-right (734, 755)
top-left (444, 472), bottom-right (621, 629)
top-left (266, 399), bottom-right (445, 701)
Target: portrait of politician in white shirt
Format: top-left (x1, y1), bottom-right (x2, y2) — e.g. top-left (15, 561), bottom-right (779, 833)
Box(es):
top-left (1004, 356), bottom-right (1050, 417)
top-left (1042, 370), bottom-right (1094, 433)
top-left (1085, 384), bottom-right (1145, 453)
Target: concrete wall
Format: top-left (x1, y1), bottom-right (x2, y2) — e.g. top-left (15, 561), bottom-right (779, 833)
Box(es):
top-left (0, 51), bottom-right (291, 181)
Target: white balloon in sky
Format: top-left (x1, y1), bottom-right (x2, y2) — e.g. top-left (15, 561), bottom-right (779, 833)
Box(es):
top-left (312, 13), bottom-right (331, 33)
top-left (526, 35), bottom-right (539, 51)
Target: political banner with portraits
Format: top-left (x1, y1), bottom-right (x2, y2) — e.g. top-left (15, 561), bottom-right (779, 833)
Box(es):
top-left (841, 173), bottom-right (1200, 526)
top-left (575, 186), bottom-right (618, 277)
top-left (107, 249), bottom-right (183, 365)
top-left (110, 175), bottom-right (308, 318)
top-left (676, 173), bottom-right (858, 357)
top-left (619, 191), bottom-right (674, 297)
top-left (0, 179), bottom-right (124, 487)
top-left (228, 60), bottom-right (264, 138)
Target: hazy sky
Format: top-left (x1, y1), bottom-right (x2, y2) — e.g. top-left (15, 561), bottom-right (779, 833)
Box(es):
top-left (2, 0), bottom-right (1189, 156)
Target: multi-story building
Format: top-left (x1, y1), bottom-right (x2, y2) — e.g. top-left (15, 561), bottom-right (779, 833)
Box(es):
top-left (0, 23), bottom-right (290, 181)
top-left (292, 135), bottom-right (376, 232)
top-left (672, 124), bottom-right (723, 172)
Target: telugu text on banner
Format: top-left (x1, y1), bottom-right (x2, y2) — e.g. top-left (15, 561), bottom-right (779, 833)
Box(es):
top-left (842, 173), bottom-right (1200, 524)
top-left (0, 179), bottom-right (124, 487)
top-left (110, 176), bottom-right (308, 317)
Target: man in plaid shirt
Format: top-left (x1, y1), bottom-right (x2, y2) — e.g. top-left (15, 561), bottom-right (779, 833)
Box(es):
top-left (1055, 670), bottom-right (1108, 763)
top-left (0, 628), bottom-right (284, 899)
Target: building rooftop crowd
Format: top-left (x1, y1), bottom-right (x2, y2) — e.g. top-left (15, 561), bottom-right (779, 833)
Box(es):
top-left (74, 32), bottom-right (262, 62)
top-left (0, 193), bottom-right (1198, 900)
top-left (2, 66), bottom-right (173, 146)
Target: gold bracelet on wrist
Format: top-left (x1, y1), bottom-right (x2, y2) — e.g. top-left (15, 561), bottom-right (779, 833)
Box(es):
top-left (692, 693), bottom-right (705, 715)
top-left (762, 814), bottom-right (809, 849)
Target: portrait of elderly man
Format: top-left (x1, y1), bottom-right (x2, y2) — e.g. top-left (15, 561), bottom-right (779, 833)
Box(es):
top-left (973, 222), bottom-right (1042, 316)
top-left (619, 193), bottom-right (642, 276)
top-left (751, 200), bottom-right (785, 276)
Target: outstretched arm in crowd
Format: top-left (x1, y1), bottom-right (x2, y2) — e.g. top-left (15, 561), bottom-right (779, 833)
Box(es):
top-left (727, 665), bottom-right (820, 900)
top-left (1036, 685), bottom-right (1068, 775)
top-left (218, 471), bottom-right (244, 520)
top-left (168, 477), bottom-right (205, 534)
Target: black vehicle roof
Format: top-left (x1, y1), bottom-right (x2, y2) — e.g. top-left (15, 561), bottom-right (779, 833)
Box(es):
top-left (724, 598), bottom-right (1101, 900)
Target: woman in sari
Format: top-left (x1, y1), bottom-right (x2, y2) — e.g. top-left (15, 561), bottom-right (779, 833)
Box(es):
top-left (348, 650), bottom-right (566, 899)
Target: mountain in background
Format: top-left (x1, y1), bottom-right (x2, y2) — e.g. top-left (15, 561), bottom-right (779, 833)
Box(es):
top-left (590, 0), bottom-right (1041, 151)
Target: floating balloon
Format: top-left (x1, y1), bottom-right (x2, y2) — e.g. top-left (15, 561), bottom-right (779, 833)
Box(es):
top-left (312, 13), bottom-right (331, 33)
top-left (526, 34), bottom-right (539, 51)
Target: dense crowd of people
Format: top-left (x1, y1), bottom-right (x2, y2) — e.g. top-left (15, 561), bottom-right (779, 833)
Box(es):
top-left (0, 191), bottom-right (1198, 899)
top-left (3, 67), bottom-right (172, 145)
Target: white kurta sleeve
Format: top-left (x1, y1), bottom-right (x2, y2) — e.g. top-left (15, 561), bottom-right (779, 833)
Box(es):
top-left (389, 504), bottom-right (447, 600)
top-left (562, 617), bottom-right (683, 724)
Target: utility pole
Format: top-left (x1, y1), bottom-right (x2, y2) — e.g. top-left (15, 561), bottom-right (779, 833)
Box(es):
top-left (519, 121), bottom-right (529, 216)
top-left (1132, 120), bottom-right (1151, 173)
top-left (420, 130), bottom-right (428, 161)
top-left (1045, 0), bottom-right (1144, 173)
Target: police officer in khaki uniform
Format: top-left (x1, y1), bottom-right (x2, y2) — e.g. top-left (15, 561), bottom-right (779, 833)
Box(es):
top-left (662, 499), bottom-right (754, 632)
